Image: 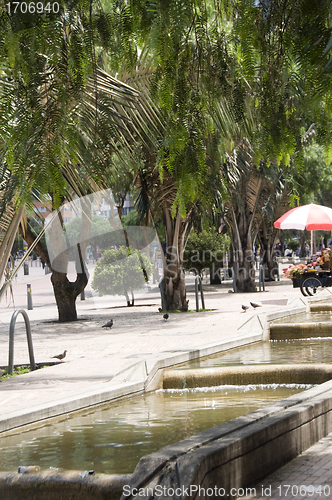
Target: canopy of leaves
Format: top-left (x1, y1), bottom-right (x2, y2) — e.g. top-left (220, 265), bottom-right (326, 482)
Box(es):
top-left (92, 246), bottom-right (153, 298)
top-left (293, 142), bottom-right (332, 205)
top-left (183, 230), bottom-right (230, 277)
top-left (63, 215), bottom-right (127, 256)
top-left (0, 0), bottom-right (140, 212)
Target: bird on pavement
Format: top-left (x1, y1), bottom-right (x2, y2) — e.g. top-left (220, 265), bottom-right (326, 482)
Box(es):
top-left (52, 350), bottom-right (67, 361)
top-left (158, 307), bottom-right (162, 313)
top-left (242, 305), bottom-right (250, 312)
top-left (102, 319), bottom-right (113, 329)
top-left (163, 313), bottom-right (169, 321)
top-left (250, 302), bottom-right (262, 309)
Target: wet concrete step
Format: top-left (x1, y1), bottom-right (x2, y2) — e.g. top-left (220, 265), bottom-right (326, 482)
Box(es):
top-left (310, 301), bottom-right (332, 312)
top-left (163, 364), bottom-right (332, 388)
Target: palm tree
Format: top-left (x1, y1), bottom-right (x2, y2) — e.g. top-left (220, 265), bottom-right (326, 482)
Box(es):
top-left (111, 47), bottom-right (220, 310)
top-left (0, 4), bottom-right (141, 321)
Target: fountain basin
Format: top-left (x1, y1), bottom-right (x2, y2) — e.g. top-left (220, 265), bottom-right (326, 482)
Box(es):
top-left (270, 311), bottom-right (332, 339)
top-left (123, 380), bottom-right (332, 500)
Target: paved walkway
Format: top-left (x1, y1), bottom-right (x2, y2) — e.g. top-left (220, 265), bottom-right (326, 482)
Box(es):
top-left (1, 265), bottom-right (332, 495)
top-left (243, 433), bottom-right (332, 499)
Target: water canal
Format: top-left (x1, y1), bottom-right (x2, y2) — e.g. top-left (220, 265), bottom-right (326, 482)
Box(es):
top-left (0, 383), bottom-right (308, 474)
top-left (0, 311), bottom-right (331, 475)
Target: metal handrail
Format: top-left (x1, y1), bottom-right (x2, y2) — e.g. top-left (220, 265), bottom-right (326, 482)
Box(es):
top-left (8, 309), bottom-right (36, 375)
top-left (195, 276), bottom-right (205, 311)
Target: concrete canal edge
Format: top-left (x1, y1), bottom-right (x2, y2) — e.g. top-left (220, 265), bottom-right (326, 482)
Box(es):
top-left (0, 471), bottom-right (131, 500)
top-left (163, 364), bottom-right (332, 388)
top-left (120, 381), bottom-right (332, 500)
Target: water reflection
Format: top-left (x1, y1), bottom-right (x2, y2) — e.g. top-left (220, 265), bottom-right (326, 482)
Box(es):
top-left (1, 313), bottom-right (327, 475)
top-left (272, 311), bottom-right (332, 325)
top-left (182, 337), bottom-right (332, 368)
top-left (0, 385), bottom-right (307, 474)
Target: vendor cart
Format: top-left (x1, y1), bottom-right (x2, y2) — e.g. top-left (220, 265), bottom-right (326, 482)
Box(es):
top-left (292, 270), bottom-right (332, 296)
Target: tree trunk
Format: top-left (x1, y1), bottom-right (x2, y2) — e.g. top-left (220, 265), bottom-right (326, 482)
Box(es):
top-left (51, 271), bottom-right (88, 322)
top-left (299, 230), bottom-right (310, 258)
top-left (20, 199), bottom-right (91, 322)
top-left (124, 290), bottom-right (135, 307)
top-left (232, 247), bottom-right (256, 292)
top-left (258, 218), bottom-right (278, 281)
top-left (163, 208), bottom-right (188, 311)
top-left (229, 206), bottom-right (256, 293)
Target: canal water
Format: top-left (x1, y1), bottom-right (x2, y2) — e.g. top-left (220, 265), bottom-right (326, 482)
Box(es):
top-left (180, 337), bottom-right (332, 368)
top-left (181, 312), bottom-right (332, 369)
top-left (1, 312), bottom-right (330, 475)
top-left (0, 383), bottom-right (308, 474)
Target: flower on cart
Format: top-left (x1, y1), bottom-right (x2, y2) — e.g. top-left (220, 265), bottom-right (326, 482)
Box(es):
top-left (283, 262), bottom-right (316, 279)
top-left (322, 248), bottom-right (332, 261)
top-left (283, 264), bottom-right (305, 278)
top-left (283, 248), bottom-right (331, 279)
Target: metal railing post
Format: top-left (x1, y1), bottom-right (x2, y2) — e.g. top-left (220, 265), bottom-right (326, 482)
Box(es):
top-left (8, 309), bottom-right (36, 375)
top-left (159, 278), bottom-right (166, 311)
top-left (199, 277), bottom-right (205, 310)
top-left (27, 284), bottom-right (33, 310)
top-left (195, 276), bottom-right (199, 312)
top-left (231, 267), bottom-right (237, 293)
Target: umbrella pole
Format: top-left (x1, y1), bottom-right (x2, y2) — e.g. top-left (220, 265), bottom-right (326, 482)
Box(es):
top-left (311, 230), bottom-right (313, 256)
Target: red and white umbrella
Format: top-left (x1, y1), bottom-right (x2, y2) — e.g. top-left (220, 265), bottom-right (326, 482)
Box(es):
top-left (274, 203), bottom-right (332, 255)
top-left (274, 203), bottom-right (332, 230)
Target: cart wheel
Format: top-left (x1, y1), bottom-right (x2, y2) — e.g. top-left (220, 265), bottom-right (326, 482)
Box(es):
top-left (300, 276), bottom-right (322, 296)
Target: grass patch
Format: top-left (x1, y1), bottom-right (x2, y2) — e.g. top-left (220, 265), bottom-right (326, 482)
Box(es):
top-left (187, 308), bottom-right (213, 313)
top-left (1, 365), bottom-right (31, 380)
top-left (159, 308), bottom-right (214, 313)
top-left (0, 364), bottom-right (47, 380)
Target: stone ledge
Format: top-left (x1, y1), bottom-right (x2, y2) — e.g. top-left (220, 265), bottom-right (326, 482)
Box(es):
top-left (120, 381), bottom-right (332, 500)
top-left (163, 364), bottom-right (332, 388)
top-left (0, 470), bottom-right (131, 500)
top-left (270, 321), bottom-right (332, 339)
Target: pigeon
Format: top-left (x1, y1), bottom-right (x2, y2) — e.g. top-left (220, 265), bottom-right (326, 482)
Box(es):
top-left (242, 305), bottom-right (250, 312)
top-left (163, 313), bottom-right (169, 321)
top-left (158, 307), bottom-right (163, 313)
top-left (102, 319), bottom-right (113, 329)
top-left (52, 350), bottom-right (67, 360)
top-left (250, 302), bottom-right (262, 309)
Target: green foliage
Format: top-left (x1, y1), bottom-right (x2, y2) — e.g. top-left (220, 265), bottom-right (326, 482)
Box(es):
top-left (64, 215), bottom-right (126, 255)
top-left (92, 246), bottom-right (153, 301)
top-left (294, 142), bottom-right (332, 204)
top-left (183, 230), bottom-right (230, 277)
top-left (122, 209), bottom-right (166, 246)
top-left (287, 239), bottom-right (300, 252)
top-left (1, 365), bottom-right (31, 379)
top-left (0, 1), bottom-right (140, 210)
top-left (121, 209), bottom-right (140, 228)
top-left (0, 3), bottom-right (92, 203)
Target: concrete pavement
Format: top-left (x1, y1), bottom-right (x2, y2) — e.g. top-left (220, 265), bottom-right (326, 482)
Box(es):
top-left (1, 266), bottom-right (332, 496)
top-left (243, 433), bottom-right (332, 499)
